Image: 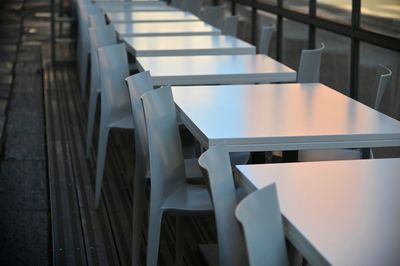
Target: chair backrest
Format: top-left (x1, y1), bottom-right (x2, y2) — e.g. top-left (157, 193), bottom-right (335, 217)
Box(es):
top-left (141, 86), bottom-right (186, 204)
top-left (235, 183), bottom-right (289, 266)
top-left (375, 65), bottom-right (392, 109)
top-left (125, 71), bottom-right (153, 181)
top-left (97, 43), bottom-right (131, 123)
top-left (222, 15), bottom-right (239, 36)
top-left (181, 0), bottom-right (203, 16)
top-left (203, 5), bottom-right (226, 29)
top-left (198, 145), bottom-right (247, 266)
top-left (89, 25), bottom-right (117, 95)
top-left (88, 13), bottom-right (106, 28)
top-left (259, 25), bottom-right (274, 55)
top-left (170, 0), bottom-right (181, 8)
top-left (297, 43), bottom-right (325, 83)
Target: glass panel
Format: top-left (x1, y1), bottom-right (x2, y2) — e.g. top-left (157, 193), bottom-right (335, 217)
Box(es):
top-left (359, 42), bottom-right (400, 120)
top-left (361, 0), bottom-right (400, 38)
top-left (317, 0), bottom-right (351, 25)
top-left (316, 29), bottom-right (351, 96)
top-left (283, 0), bottom-right (309, 14)
top-left (282, 19), bottom-right (308, 70)
top-left (236, 4), bottom-right (252, 43)
top-left (258, 0), bottom-right (276, 5)
top-left (256, 10), bottom-right (277, 59)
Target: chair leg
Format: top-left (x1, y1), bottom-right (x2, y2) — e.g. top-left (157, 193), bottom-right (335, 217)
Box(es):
top-left (94, 121), bottom-right (110, 209)
top-left (131, 167), bottom-right (146, 266)
top-left (146, 211), bottom-right (163, 266)
top-left (175, 217), bottom-right (184, 266)
top-left (85, 89), bottom-right (99, 158)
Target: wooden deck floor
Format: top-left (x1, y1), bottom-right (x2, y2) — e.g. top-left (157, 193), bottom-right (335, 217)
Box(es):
top-left (44, 63), bottom-right (217, 266)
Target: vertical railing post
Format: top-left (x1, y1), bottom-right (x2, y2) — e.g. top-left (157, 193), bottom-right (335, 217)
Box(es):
top-left (50, 0), bottom-right (56, 64)
top-left (350, 0), bottom-right (361, 99)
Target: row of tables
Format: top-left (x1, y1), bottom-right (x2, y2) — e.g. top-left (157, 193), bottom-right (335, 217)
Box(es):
top-left (95, 0), bottom-right (400, 264)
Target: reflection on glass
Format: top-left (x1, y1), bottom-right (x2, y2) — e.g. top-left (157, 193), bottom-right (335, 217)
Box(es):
top-left (359, 42), bottom-right (400, 120)
top-left (283, 0), bottom-right (309, 14)
top-left (256, 10), bottom-right (277, 59)
top-left (282, 19), bottom-right (308, 70)
top-left (316, 29), bottom-right (350, 96)
top-left (236, 4), bottom-right (252, 43)
top-left (258, 0), bottom-right (277, 5)
top-left (361, 0), bottom-right (400, 38)
top-left (317, 0), bottom-right (351, 25)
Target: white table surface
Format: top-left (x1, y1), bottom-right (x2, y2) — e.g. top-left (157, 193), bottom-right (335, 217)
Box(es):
top-left (106, 11), bottom-right (199, 22)
top-left (124, 35), bottom-right (256, 56)
top-left (234, 158), bottom-right (400, 265)
top-left (137, 54), bottom-right (296, 85)
top-left (100, 5), bottom-right (177, 11)
top-left (171, 84), bottom-right (400, 151)
top-left (94, 0), bottom-right (163, 3)
top-left (114, 21), bottom-right (221, 37)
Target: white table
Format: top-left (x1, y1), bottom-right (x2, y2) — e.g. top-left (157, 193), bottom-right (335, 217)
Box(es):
top-left (137, 54), bottom-right (296, 85)
top-left (114, 21), bottom-right (221, 37)
top-left (106, 11), bottom-right (199, 23)
top-left (124, 35), bottom-right (256, 56)
top-left (99, 5), bottom-right (178, 11)
top-left (234, 158), bottom-right (400, 265)
top-left (94, 0), bottom-right (164, 3)
top-left (171, 84), bottom-right (400, 151)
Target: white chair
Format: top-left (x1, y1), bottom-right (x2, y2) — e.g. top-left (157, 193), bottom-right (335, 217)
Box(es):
top-left (94, 43), bottom-right (133, 208)
top-left (222, 15), bottom-right (239, 36)
top-left (198, 145), bottom-right (247, 266)
top-left (259, 25), bottom-right (274, 55)
top-left (141, 86), bottom-right (213, 266)
top-left (170, 0), bottom-right (181, 8)
top-left (235, 183), bottom-right (289, 266)
top-left (85, 25), bottom-right (117, 158)
top-left (77, 2), bottom-right (101, 101)
top-left (181, 0), bottom-right (203, 16)
top-left (126, 71), bottom-right (217, 265)
top-left (203, 5), bottom-right (226, 29)
top-left (297, 43), bottom-right (325, 83)
top-left (88, 13), bottom-right (106, 28)
top-left (298, 65), bottom-right (393, 161)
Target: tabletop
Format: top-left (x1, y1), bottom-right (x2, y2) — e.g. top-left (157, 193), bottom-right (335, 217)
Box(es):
top-left (171, 84), bottom-right (400, 151)
top-left (124, 35), bottom-right (256, 56)
top-left (99, 4), bottom-right (178, 11)
top-left (137, 54), bottom-right (296, 85)
top-left (106, 11), bottom-right (199, 22)
top-left (114, 21), bottom-right (221, 37)
top-left (234, 158), bottom-right (400, 265)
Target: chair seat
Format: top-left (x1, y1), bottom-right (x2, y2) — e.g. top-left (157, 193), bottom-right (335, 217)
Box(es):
top-left (162, 184), bottom-right (213, 213)
top-left (298, 148), bottom-right (362, 162)
top-left (109, 116), bottom-right (134, 129)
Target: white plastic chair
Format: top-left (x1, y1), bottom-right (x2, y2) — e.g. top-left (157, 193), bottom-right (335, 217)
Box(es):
top-left (141, 86), bottom-right (213, 266)
top-left (181, 0), bottom-right (203, 16)
top-left (235, 183), bottom-right (289, 266)
top-left (170, 0), bottom-right (181, 8)
top-left (203, 5), bottom-right (226, 29)
top-left (85, 25), bottom-right (117, 158)
top-left (126, 71), bottom-right (216, 266)
top-left (77, 2), bottom-right (102, 100)
top-left (297, 43), bottom-right (325, 83)
top-left (222, 15), bottom-right (239, 36)
top-left (94, 43), bottom-right (133, 208)
top-left (198, 145), bottom-right (247, 266)
top-left (298, 65), bottom-right (392, 161)
top-left (88, 13), bottom-right (106, 28)
top-left (259, 25), bottom-right (274, 55)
